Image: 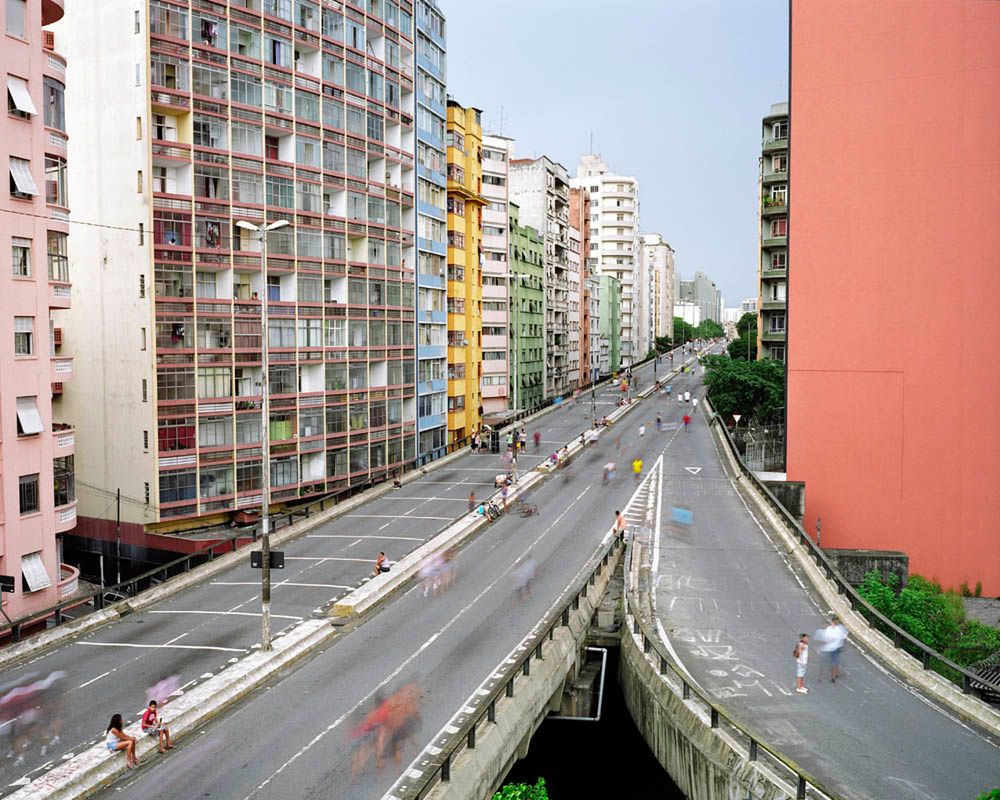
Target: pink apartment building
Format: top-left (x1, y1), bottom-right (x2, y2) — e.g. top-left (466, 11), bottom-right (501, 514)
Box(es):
top-left (2, 0), bottom-right (79, 623)
top-left (788, 0), bottom-right (1000, 593)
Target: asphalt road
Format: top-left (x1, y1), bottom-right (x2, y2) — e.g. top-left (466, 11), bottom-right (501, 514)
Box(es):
top-left (87, 354), bottom-right (693, 800)
top-left (0, 350), bottom-right (687, 796)
top-left (650, 361), bottom-right (1000, 799)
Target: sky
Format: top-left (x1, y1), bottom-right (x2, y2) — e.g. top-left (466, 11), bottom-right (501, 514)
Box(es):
top-left (443, 0), bottom-right (788, 306)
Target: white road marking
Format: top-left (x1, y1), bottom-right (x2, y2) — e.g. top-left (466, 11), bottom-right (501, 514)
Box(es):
top-left (77, 642), bottom-right (247, 653)
top-left (75, 670), bottom-right (113, 690)
top-left (347, 514), bottom-right (451, 520)
top-left (349, 538), bottom-right (363, 546)
top-left (148, 610), bottom-right (302, 621)
top-left (308, 534), bottom-right (424, 541)
top-left (285, 557), bottom-right (372, 562)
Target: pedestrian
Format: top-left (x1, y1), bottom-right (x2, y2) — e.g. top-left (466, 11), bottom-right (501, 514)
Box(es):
top-left (684, 390), bottom-right (691, 404)
top-left (105, 714), bottom-right (139, 768)
top-left (638, 423), bottom-right (646, 438)
top-left (794, 633), bottom-right (810, 694)
top-left (821, 617), bottom-right (848, 683)
top-left (692, 397), bottom-right (699, 413)
top-left (632, 457), bottom-right (643, 484)
top-left (655, 413), bottom-right (662, 433)
top-left (506, 431), bottom-right (514, 451)
top-left (682, 414), bottom-right (691, 431)
top-left (677, 394), bottom-right (683, 406)
top-left (140, 700), bottom-right (173, 753)
top-left (519, 429), bottom-right (527, 451)
top-left (614, 510), bottom-right (626, 541)
top-left (500, 482), bottom-right (509, 513)
top-left (468, 491), bottom-right (476, 513)
top-left (533, 430), bottom-right (541, 451)
top-left (372, 551), bottom-right (390, 577)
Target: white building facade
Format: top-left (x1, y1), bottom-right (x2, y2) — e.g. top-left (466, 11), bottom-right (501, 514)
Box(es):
top-left (639, 233), bottom-right (675, 349)
top-left (571, 154), bottom-right (640, 367)
top-left (480, 134), bottom-right (512, 413)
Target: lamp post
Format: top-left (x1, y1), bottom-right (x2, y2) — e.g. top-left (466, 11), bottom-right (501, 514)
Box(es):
top-left (235, 218), bottom-right (290, 652)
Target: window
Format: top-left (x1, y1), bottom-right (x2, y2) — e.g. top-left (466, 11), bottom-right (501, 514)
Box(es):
top-left (142, 378), bottom-right (148, 402)
top-left (6, 0), bottom-right (26, 39)
top-left (53, 455), bottom-right (74, 506)
top-left (47, 230), bottom-right (68, 281)
top-left (42, 76), bottom-right (64, 130)
top-left (18, 473), bottom-right (39, 515)
top-left (770, 218), bottom-right (787, 238)
top-left (159, 469), bottom-right (196, 503)
top-left (231, 71), bottom-right (262, 106)
top-left (193, 115), bottom-right (227, 149)
top-left (15, 396), bottom-right (43, 435)
top-left (196, 271), bottom-right (217, 298)
top-left (236, 460), bottom-right (261, 492)
top-left (14, 315), bottom-right (33, 355)
top-left (197, 366), bottom-right (232, 398)
top-left (199, 417), bottom-right (233, 447)
top-left (11, 236), bottom-right (30, 277)
top-left (9, 156), bottom-right (38, 198)
top-left (7, 75), bottom-right (36, 118)
top-left (772, 120), bottom-right (788, 140)
top-left (772, 154), bottom-right (787, 174)
top-left (769, 314), bottom-right (786, 333)
top-left (231, 121), bottom-right (262, 156)
top-left (770, 251), bottom-right (787, 269)
top-left (44, 156), bottom-right (67, 206)
top-left (270, 457), bottom-right (298, 486)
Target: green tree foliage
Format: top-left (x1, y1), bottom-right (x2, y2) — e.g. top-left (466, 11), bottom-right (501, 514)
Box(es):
top-left (976, 788), bottom-right (1000, 800)
top-left (654, 335), bottom-right (672, 353)
top-left (493, 778), bottom-right (549, 800)
top-left (858, 572), bottom-right (1000, 668)
top-left (673, 317), bottom-right (695, 345)
top-left (701, 355), bottom-right (784, 424)
top-left (728, 312), bottom-right (758, 361)
top-left (695, 319), bottom-right (724, 339)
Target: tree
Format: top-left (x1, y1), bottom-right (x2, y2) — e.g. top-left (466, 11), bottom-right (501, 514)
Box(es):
top-left (729, 312), bottom-right (758, 361)
top-left (701, 355), bottom-right (784, 424)
top-left (695, 319), bottom-right (724, 339)
top-left (654, 335), bottom-right (672, 353)
top-left (673, 317), bottom-right (695, 346)
top-left (494, 778), bottom-right (549, 800)
top-left (735, 312), bottom-right (756, 338)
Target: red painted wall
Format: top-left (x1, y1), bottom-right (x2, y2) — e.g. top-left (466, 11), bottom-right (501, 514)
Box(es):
top-left (788, 0), bottom-right (1000, 593)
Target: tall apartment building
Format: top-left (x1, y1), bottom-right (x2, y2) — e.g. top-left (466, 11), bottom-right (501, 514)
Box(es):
top-left (2, 0), bottom-right (77, 617)
top-left (571, 154), bottom-right (640, 366)
top-left (758, 101), bottom-right (788, 362)
top-left (639, 233), bottom-right (675, 348)
top-left (57, 0), bottom-right (422, 537)
top-left (480, 134), bottom-right (511, 414)
top-left (597, 275), bottom-right (621, 375)
top-left (788, 0), bottom-right (1000, 593)
top-left (740, 297), bottom-right (758, 314)
top-left (444, 99), bottom-right (483, 442)
top-left (566, 225), bottom-right (581, 391)
top-left (676, 271), bottom-right (721, 324)
top-left (569, 187), bottom-right (598, 387)
top-left (413, 0), bottom-right (447, 453)
top-left (508, 203), bottom-right (544, 411)
top-left (508, 155), bottom-right (573, 398)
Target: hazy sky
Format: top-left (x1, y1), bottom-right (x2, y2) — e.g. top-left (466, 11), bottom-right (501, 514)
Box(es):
top-left (444, 0), bottom-right (788, 305)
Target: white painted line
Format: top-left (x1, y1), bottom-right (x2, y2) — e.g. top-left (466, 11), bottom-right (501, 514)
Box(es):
top-left (346, 514), bottom-right (452, 521)
top-left (148, 610), bottom-right (302, 621)
top-left (77, 642), bottom-right (247, 653)
top-left (285, 557), bottom-right (372, 563)
top-left (349, 538), bottom-right (363, 547)
top-left (75, 670), bottom-right (113, 690)
top-left (308, 534), bottom-right (424, 541)
top-left (684, 467), bottom-right (702, 475)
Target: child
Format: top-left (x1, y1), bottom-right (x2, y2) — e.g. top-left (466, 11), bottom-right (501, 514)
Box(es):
top-left (140, 700), bottom-right (173, 753)
top-left (794, 633), bottom-right (810, 694)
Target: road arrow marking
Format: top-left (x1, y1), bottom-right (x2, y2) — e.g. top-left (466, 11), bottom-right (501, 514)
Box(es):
top-left (684, 467), bottom-right (702, 475)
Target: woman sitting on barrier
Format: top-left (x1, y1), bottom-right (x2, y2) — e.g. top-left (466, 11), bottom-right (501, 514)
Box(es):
top-left (105, 714), bottom-right (139, 769)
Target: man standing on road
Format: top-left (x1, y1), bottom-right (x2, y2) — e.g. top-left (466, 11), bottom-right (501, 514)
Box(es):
top-left (682, 414), bottom-right (691, 431)
top-left (794, 633), bottom-right (810, 694)
top-left (820, 617), bottom-right (848, 683)
top-left (632, 457), bottom-right (643, 484)
top-left (614, 510), bottom-right (626, 541)
top-left (638, 423), bottom-right (646, 438)
top-left (655, 413), bottom-right (662, 433)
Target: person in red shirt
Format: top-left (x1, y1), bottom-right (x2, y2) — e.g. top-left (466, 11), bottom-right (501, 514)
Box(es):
top-left (682, 414), bottom-right (691, 431)
top-left (140, 700), bottom-right (173, 753)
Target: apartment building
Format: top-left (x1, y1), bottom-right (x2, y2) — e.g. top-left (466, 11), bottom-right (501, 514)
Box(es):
top-left (597, 275), bottom-right (620, 375)
top-left (508, 155), bottom-right (574, 398)
top-left (1, 0), bottom-right (78, 617)
top-left (758, 101), bottom-right (788, 362)
top-left (571, 154), bottom-right (640, 366)
top-left (676, 271), bottom-right (721, 324)
top-left (444, 99), bottom-right (483, 442)
top-left (414, 0), bottom-right (447, 453)
top-left (569, 187), bottom-right (598, 387)
top-left (508, 203), bottom-right (544, 411)
top-left (639, 233), bottom-right (674, 347)
top-left (57, 0), bottom-right (422, 537)
top-left (566, 225), bottom-right (581, 391)
top-left (480, 134), bottom-right (512, 414)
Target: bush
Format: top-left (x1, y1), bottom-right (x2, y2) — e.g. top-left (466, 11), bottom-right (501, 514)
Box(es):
top-left (494, 778), bottom-right (549, 800)
top-left (702, 355), bottom-right (784, 424)
top-left (976, 789), bottom-right (1000, 800)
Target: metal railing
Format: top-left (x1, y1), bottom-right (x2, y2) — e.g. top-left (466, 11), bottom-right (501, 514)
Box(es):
top-left (395, 535), bottom-right (625, 800)
top-left (708, 408), bottom-right (1000, 699)
top-left (624, 590), bottom-right (832, 800)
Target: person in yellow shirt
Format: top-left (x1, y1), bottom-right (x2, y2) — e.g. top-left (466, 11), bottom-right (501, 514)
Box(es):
top-left (632, 458), bottom-right (643, 483)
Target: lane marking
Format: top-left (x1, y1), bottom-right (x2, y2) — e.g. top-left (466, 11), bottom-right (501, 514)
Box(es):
top-left (148, 610), bottom-right (302, 621)
top-left (684, 467), bottom-right (702, 475)
top-left (307, 534), bottom-right (424, 542)
top-left (75, 670), bottom-right (113, 690)
top-left (346, 514), bottom-right (452, 521)
top-left (77, 642), bottom-right (247, 653)
top-left (285, 557), bottom-right (372, 563)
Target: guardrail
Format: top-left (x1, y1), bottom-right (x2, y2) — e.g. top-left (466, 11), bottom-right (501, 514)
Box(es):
top-left (706, 405), bottom-right (1000, 699)
top-left (0, 354), bottom-right (673, 648)
top-left (624, 590), bottom-right (832, 800)
top-left (396, 535), bottom-right (625, 800)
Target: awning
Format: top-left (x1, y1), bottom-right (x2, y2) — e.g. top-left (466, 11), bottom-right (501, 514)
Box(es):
top-left (15, 396), bottom-right (43, 435)
top-left (9, 157), bottom-right (38, 196)
top-left (7, 76), bottom-right (37, 115)
top-left (21, 552), bottom-right (52, 593)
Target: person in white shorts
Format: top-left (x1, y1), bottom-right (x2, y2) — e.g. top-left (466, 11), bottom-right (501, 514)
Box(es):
top-left (794, 633), bottom-right (810, 694)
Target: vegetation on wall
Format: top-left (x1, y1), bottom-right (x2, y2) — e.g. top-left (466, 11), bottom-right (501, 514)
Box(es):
top-left (493, 778), bottom-right (550, 800)
top-left (701, 354), bottom-right (784, 425)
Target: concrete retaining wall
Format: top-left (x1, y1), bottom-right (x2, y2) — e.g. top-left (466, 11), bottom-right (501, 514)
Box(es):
top-left (824, 548), bottom-right (909, 587)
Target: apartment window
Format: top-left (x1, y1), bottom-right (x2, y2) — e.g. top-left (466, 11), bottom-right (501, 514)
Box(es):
top-left (236, 460), bottom-right (261, 492)
top-left (15, 396), bottom-right (43, 436)
top-left (231, 71), bottom-right (262, 106)
top-left (770, 345), bottom-right (786, 362)
top-left (266, 35), bottom-right (292, 67)
top-left (270, 456), bottom-right (298, 486)
top-left (770, 218), bottom-right (787, 238)
top-left (53, 455), bottom-right (74, 506)
top-left (266, 176), bottom-right (294, 208)
top-left (197, 366), bottom-right (232, 398)
top-left (231, 121), bottom-right (262, 156)
top-left (157, 368), bottom-right (195, 401)
top-left (769, 314), bottom-right (786, 333)
top-left (295, 91), bottom-right (319, 122)
top-left (142, 378), bottom-right (148, 402)
top-left (193, 115), bottom-right (227, 149)
top-left (14, 316), bottom-right (33, 355)
top-left (149, 0), bottom-right (187, 39)
top-left (144, 482), bottom-right (150, 503)
top-left (772, 120), bottom-right (788, 140)
top-left (141, 327), bottom-right (147, 350)
top-left (134, 10), bottom-right (140, 33)
top-left (772, 154), bottom-right (787, 174)
top-left (42, 76), bottom-right (64, 130)
top-left (6, 0), bottom-right (26, 39)
top-left (159, 469), bottom-right (196, 503)
top-left (7, 75), bottom-right (36, 118)
top-left (19, 474), bottom-right (39, 515)
top-left (143, 430), bottom-right (149, 451)
top-left (231, 25), bottom-right (261, 59)
top-left (196, 271), bottom-right (217, 298)
top-left (11, 236), bottom-right (30, 277)
top-left (44, 156), bottom-right (67, 206)
top-left (199, 417), bottom-right (233, 447)
top-left (770, 185), bottom-right (787, 204)
top-left (770, 251), bottom-right (787, 269)
top-left (9, 156), bottom-right (38, 198)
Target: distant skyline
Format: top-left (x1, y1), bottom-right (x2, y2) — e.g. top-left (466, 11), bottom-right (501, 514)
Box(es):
top-left (444, 0), bottom-right (788, 305)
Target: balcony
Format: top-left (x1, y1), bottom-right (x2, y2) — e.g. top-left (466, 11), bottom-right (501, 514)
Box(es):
top-left (54, 499), bottom-right (78, 533)
top-left (762, 171), bottom-right (787, 186)
top-left (761, 267), bottom-right (787, 280)
top-left (57, 563), bottom-right (79, 599)
top-left (761, 236), bottom-right (787, 249)
top-left (49, 281), bottom-right (72, 309)
top-left (52, 422), bottom-right (75, 455)
top-left (761, 200), bottom-right (787, 217)
top-left (761, 329), bottom-right (786, 343)
top-left (760, 298), bottom-right (786, 311)
top-left (51, 357), bottom-right (74, 383)
top-left (762, 137), bottom-right (788, 154)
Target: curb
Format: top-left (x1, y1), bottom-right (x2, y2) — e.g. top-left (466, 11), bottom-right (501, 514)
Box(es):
top-left (704, 399), bottom-right (1000, 739)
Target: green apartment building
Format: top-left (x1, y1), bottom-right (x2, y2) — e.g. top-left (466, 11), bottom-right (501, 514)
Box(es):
top-left (509, 204), bottom-right (546, 410)
top-left (599, 275), bottom-right (622, 374)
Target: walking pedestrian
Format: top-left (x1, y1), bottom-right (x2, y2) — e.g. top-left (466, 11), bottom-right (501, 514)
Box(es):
top-left (692, 397), bottom-right (699, 413)
top-left (684, 391), bottom-right (691, 404)
top-left (519, 429), bottom-right (527, 451)
top-left (655, 413), bottom-right (662, 433)
top-left (506, 431), bottom-right (514, 451)
top-left (468, 491), bottom-right (476, 513)
top-left (682, 414), bottom-right (691, 431)
top-left (533, 430), bottom-right (541, 451)
top-left (632, 458), bottom-right (643, 484)
top-left (819, 617), bottom-right (848, 683)
top-left (794, 633), bottom-right (810, 694)
top-left (638, 423), bottom-right (646, 438)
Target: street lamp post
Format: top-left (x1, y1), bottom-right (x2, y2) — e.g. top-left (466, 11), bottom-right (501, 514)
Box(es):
top-left (236, 218), bottom-right (290, 653)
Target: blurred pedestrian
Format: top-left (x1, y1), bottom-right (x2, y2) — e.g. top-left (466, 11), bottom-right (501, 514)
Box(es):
top-left (794, 633), bottom-right (810, 694)
top-left (468, 491), bottom-right (476, 513)
top-left (683, 414), bottom-right (691, 431)
top-left (632, 457), bottom-right (643, 483)
top-left (820, 617), bottom-right (848, 683)
top-left (638, 423), bottom-right (646, 438)
top-left (533, 430), bottom-right (541, 451)
top-left (614, 510), bottom-right (626, 540)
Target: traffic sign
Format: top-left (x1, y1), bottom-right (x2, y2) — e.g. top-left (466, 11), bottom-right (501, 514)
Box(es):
top-left (251, 551), bottom-right (285, 570)
top-left (732, 414), bottom-right (742, 424)
top-left (684, 467), bottom-right (702, 475)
